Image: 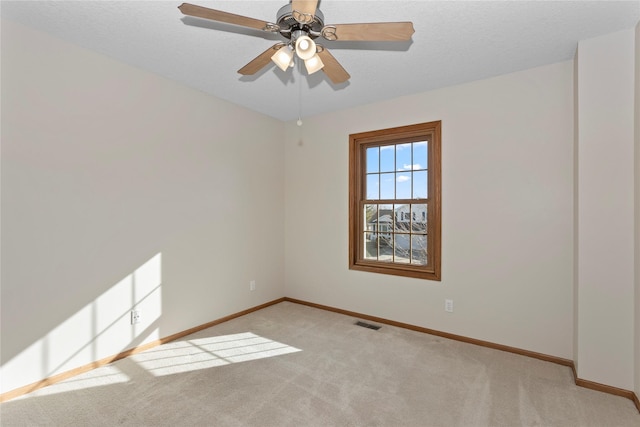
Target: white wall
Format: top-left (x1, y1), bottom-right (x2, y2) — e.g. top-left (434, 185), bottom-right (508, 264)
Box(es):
top-left (285, 61), bottom-right (575, 360)
top-left (575, 29), bottom-right (635, 391)
top-left (0, 20), bottom-right (285, 394)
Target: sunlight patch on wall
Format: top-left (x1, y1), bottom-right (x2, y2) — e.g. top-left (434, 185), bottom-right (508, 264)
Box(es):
top-left (131, 332), bottom-right (302, 376)
top-left (130, 252), bottom-right (162, 340)
top-left (0, 253), bottom-right (163, 395)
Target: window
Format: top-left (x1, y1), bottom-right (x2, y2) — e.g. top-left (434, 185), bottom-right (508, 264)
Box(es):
top-left (349, 121), bottom-right (441, 280)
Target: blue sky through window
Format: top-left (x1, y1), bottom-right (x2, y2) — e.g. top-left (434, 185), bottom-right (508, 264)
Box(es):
top-left (366, 141), bottom-right (428, 200)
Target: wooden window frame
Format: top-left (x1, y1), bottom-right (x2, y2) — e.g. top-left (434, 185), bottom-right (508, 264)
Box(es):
top-left (349, 121), bottom-right (441, 281)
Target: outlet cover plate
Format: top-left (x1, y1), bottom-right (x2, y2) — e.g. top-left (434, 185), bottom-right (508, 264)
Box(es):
top-left (131, 310), bottom-right (141, 324)
top-left (445, 299), bottom-right (454, 313)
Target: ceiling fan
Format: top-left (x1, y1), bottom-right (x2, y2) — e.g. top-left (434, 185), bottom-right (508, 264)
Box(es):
top-left (178, 1), bottom-right (415, 84)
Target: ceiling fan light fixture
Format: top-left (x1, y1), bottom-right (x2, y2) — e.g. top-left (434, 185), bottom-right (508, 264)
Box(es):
top-left (271, 45), bottom-right (294, 72)
top-left (304, 54), bottom-right (324, 75)
top-left (295, 35), bottom-right (317, 60)
top-left (179, 2), bottom-right (416, 84)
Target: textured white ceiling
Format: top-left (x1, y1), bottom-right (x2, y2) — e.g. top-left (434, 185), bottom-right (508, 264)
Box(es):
top-left (2, 1), bottom-right (639, 121)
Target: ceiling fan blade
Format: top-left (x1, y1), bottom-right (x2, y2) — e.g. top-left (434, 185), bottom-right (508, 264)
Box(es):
top-left (291, 0), bottom-right (318, 24)
top-left (317, 48), bottom-right (350, 84)
top-left (323, 22), bottom-right (415, 41)
top-left (178, 3), bottom-right (274, 32)
top-left (238, 44), bottom-right (283, 75)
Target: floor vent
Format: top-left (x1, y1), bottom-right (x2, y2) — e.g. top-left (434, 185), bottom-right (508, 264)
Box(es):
top-left (355, 320), bottom-right (381, 330)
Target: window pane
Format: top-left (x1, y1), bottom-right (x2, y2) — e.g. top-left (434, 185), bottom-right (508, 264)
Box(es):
top-left (396, 172), bottom-right (411, 199)
top-left (380, 145), bottom-right (394, 172)
top-left (412, 204), bottom-right (427, 232)
top-left (364, 204), bottom-right (378, 231)
top-left (413, 170), bottom-right (427, 199)
top-left (377, 204), bottom-right (393, 260)
top-left (379, 204), bottom-right (393, 217)
top-left (380, 173), bottom-right (395, 199)
top-left (378, 234), bottom-right (393, 262)
top-left (364, 232), bottom-right (378, 260)
top-left (396, 143), bottom-right (412, 171)
top-left (366, 174), bottom-right (379, 200)
top-left (394, 234), bottom-right (411, 264)
top-left (411, 235), bottom-right (428, 265)
top-left (394, 204), bottom-right (410, 232)
top-left (413, 141), bottom-right (428, 170)
top-left (366, 146), bottom-right (379, 173)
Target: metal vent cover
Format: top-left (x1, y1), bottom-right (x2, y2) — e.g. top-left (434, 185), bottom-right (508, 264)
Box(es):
top-left (355, 320), bottom-right (382, 330)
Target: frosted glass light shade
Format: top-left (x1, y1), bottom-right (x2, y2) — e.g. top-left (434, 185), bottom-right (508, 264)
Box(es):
top-left (271, 45), bottom-right (294, 72)
top-left (295, 36), bottom-right (316, 60)
top-left (304, 54), bottom-right (324, 74)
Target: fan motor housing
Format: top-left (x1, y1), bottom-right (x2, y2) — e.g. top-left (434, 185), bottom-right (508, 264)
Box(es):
top-left (276, 4), bottom-right (325, 39)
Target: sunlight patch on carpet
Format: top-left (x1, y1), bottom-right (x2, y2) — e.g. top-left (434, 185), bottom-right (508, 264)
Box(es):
top-left (15, 365), bottom-right (131, 399)
top-left (131, 332), bottom-right (302, 376)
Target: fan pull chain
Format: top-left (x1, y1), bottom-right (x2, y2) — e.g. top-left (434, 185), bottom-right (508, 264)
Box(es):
top-left (296, 56), bottom-right (302, 126)
top-left (297, 58), bottom-right (303, 126)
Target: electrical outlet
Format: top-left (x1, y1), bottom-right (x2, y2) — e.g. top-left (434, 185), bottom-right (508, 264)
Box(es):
top-left (249, 280), bottom-right (256, 291)
top-left (131, 310), bottom-right (141, 324)
top-left (445, 299), bottom-right (454, 313)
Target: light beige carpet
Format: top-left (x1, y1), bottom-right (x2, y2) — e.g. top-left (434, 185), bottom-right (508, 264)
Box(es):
top-left (1, 301), bottom-right (639, 426)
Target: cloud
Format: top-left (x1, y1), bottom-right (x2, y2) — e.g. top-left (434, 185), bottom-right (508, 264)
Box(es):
top-left (403, 164), bottom-right (422, 170)
top-left (396, 175), bottom-right (410, 182)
